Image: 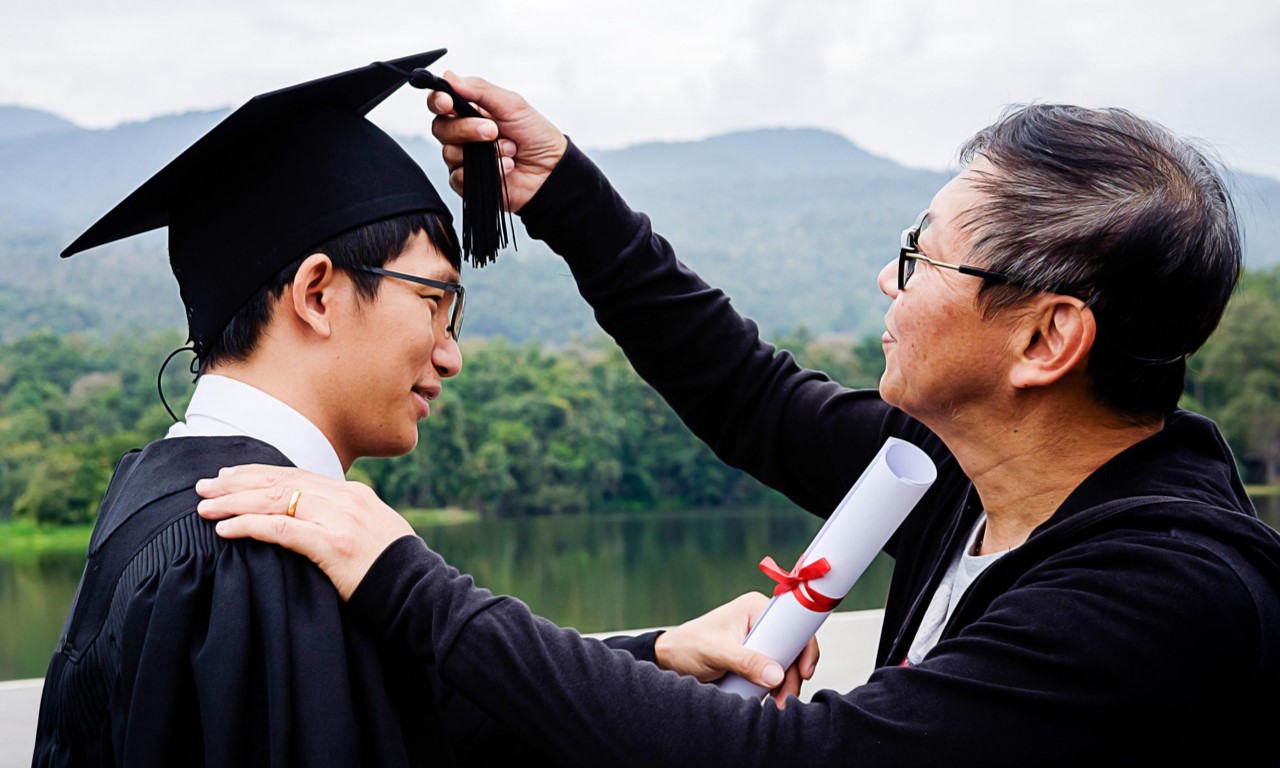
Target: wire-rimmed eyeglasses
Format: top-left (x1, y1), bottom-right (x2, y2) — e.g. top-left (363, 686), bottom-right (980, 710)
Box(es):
top-left (898, 210), bottom-right (1014, 291)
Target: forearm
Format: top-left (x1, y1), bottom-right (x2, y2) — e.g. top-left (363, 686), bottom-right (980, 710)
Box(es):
top-left (348, 529), bottom-right (1267, 767)
top-left (349, 536), bottom-right (834, 766)
top-left (347, 535), bottom-right (1081, 767)
top-left (519, 143), bottom-right (931, 516)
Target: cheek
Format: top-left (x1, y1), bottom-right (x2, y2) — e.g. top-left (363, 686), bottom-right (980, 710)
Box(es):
top-left (894, 305), bottom-right (935, 353)
top-left (387, 305), bottom-right (437, 365)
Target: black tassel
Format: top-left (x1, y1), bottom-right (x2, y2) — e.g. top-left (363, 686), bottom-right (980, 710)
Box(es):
top-left (404, 67), bottom-right (513, 267)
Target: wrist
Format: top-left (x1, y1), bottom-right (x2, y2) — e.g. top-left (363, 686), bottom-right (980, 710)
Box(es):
top-left (540, 132), bottom-right (568, 170)
top-left (518, 139), bottom-right (646, 270)
top-left (653, 629), bottom-right (671, 670)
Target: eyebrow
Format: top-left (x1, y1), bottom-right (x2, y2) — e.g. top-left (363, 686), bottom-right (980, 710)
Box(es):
top-left (421, 266), bottom-right (462, 285)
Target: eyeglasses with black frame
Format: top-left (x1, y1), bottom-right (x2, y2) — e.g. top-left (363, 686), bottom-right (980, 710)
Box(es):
top-left (898, 210), bottom-right (1015, 291)
top-left (352, 265), bottom-right (466, 340)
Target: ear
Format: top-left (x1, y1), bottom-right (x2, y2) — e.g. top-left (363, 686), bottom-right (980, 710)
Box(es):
top-left (1008, 296), bottom-right (1096, 389)
top-left (286, 253), bottom-right (338, 339)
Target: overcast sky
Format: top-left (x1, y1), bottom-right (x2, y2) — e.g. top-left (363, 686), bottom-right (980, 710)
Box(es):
top-left (3, 0), bottom-right (1278, 177)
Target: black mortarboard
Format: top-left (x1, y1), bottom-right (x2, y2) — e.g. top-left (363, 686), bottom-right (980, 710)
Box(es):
top-left (62, 49), bottom-right (508, 356)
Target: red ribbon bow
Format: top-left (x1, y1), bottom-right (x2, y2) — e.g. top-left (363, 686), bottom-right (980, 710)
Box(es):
top-left (759, 555), bottom-right (843, 613)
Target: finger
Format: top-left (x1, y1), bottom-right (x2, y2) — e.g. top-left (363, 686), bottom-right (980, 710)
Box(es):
top-left (212, 513), bottom-right (293, 542)
top-left (498, 139), bottom-right (517, 157)
top-left (777, 661), bottom-right (804, 700)
top-left (798, 636), bottom-right (821, 680)
top-left (428, 90), bottom-right (496, 122)
top-left (769, 688), bottom-right (790, 710)
top-left (431, 115), bottom-right (498, 146)
top-left (196, 485), bottom-right (307, 520)
top-left (731, 647), bottom-right (785, 690)
top-left (449, 168), bottom-right (464, 197)
top-left (426, 90), bottom-right (454, 116)
top-left (213, 515), bottom-right (328, 563)
top-left (195, 463), bottom-right (303, 498)
top-left (441, 144), bottom-right (464, 170)
top-left (442, 72), bottom-right (525, 120)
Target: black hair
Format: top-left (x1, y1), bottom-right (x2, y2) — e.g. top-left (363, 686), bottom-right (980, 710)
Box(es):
top-left (956, 105), bottom-right (1242, 422)
top-left (198, 212), bottom-right (460, 373)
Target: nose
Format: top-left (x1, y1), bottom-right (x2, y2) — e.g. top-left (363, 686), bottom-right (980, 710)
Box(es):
top-left (878, 259), bottom-right (899, 299)
top-left (434, 332), bottom-right (463, 378)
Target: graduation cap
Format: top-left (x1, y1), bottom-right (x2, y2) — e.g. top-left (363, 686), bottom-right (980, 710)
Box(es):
top-left (62, 49), bottom-right (510, 356)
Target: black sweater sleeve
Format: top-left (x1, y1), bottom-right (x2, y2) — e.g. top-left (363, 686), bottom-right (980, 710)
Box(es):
top-left (348, 533), bottom-right (1269, 768)
top-left (519, 142), bottom-right (946, 520)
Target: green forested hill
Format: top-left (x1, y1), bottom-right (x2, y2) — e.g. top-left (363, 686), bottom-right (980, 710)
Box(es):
top-left (2, 107), bottom-right (1276, 346)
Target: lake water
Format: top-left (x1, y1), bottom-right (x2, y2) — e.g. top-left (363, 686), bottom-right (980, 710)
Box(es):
top-left (0, 506), bottom-right (885, 681)
top-left (3, 495), bottom-right (1278, 682)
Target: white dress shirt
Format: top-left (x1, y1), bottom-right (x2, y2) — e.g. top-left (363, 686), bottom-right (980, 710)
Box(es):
top-left (165, 374), bottom-right (345, 480)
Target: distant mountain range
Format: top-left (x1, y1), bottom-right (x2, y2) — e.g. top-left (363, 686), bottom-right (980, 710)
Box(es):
top-left (0, 106), bottom-right (78, 142)
top-left (1, 104), bottom-right (1276, 345)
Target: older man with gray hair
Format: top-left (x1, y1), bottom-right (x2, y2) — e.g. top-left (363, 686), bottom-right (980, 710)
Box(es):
top-left (197, 79), bottom-right (1280, 766)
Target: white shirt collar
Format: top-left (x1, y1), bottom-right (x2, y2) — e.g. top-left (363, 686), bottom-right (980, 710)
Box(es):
top-left (165, 374), bottom-right (345, 480)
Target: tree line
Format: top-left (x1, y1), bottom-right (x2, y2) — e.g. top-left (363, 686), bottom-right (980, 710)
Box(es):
top-left (1, 267), bottom-right (1277, 527)
top-left (0, 328), bottom-right (882, 526)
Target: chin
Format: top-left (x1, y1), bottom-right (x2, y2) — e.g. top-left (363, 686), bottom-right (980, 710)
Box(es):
top-left (390, 434), bottom-right (420, 457)
top-left (877, 373), bottom-right (900, 408)
top-left (363, 431), bottom-right (419, 460)
top-left (878, 378), bottom-right (924, 424)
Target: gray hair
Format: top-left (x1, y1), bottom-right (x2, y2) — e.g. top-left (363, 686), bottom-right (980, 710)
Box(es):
top-left (956, 105), bottom-right (1241, 420)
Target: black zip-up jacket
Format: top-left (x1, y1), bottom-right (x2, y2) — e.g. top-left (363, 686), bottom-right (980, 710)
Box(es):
top-left (348, 142), bottom-right (1280, 767)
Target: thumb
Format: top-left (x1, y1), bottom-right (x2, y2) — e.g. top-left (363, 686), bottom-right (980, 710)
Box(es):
top-left (728, 647), bottom-right (785, 689)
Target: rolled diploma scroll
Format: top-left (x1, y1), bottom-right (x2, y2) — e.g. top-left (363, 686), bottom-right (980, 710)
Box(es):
top-left (718, 437), bottom-right (937, 700)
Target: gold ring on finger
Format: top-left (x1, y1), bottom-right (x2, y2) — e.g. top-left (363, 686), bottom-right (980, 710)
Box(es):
top-left (287, 489), bottom-right (301, 518)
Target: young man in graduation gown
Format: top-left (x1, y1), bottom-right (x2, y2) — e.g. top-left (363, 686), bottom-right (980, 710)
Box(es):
top-left (34, 50), bottom-right (800, 768)
top-left (32, 51), bottom-right (488, 767)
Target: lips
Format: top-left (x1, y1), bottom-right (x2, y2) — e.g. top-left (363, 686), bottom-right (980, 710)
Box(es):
top-left (411, 384), bottom-right (440, 419)
top-left (882, 313), bottom-right (897, 344)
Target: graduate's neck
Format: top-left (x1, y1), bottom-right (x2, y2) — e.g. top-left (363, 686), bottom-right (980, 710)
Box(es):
top-left (205, 349), bottom-right (354, 472)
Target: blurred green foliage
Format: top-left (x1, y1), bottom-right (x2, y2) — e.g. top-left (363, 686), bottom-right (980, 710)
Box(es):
top-left (357, 332), bottom-right (885, 518)
top-left (0, 325), bottom-right (883, 525)
top-left (0, 330), bottom-right (191, 525)
top-left (2, 265), bottom-right (1279, 528)
top-left (1184, 267), bottom-right (1280, 484)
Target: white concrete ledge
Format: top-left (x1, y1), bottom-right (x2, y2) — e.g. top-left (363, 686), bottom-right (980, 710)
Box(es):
top-left (798, 608), bottom-right (883, 697)
top-left (0, 678), bottom-right (43, 768)
top-left (0, 610), bottom-right (884, 766)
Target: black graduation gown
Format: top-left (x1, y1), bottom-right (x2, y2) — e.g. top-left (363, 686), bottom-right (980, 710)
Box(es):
top-left (31, 436), bottom-right (452, 767)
